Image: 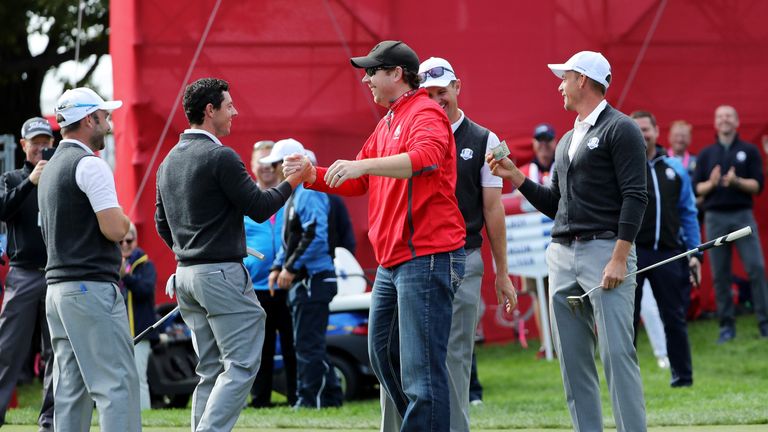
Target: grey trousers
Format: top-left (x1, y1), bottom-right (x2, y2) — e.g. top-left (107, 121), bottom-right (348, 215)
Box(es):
top-left (546, 239), bottom-right (646, 432)
top-left (46, 280), bottom-right (141, 432)
top-left (175, 262), bottom-right (265, 432)
top-left (704, 209), bottom-right (768, 327)
top-left (379, 248), bottom-right (484, 432)
top-left (0, 267), bottom-right (53, 429)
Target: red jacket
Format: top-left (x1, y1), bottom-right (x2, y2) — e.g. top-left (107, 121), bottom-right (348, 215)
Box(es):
top-left (308, 89), bottom-right (465, 267)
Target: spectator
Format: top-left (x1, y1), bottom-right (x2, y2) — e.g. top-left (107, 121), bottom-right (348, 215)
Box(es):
top-left (284, 40), bottom-right (466, 431)
top-left (489, 51), bottom-right (648, 431)
top-left (378, 56), bottom-right (515, 432)
top-left (0, 117), bottom-right (55, 431)
top-left (667, 120), bottom-right (697, 174)
top-left (692, 105), bottom-right (767, 342)
top-left (266, 139), bottom-right (343, 409)
top-left (306, 150), bottom-right (356, 254)
top-left (630, 110), bottom-right (701, 387)
top-left (245, 140), bottom-right (297, 408)
top-left (39, 87), bottom-right (140, 431)
top-left (119, 222), bottom-right (158, 409)
top-left (521, 123), bottom-right (557, 185)
top-left (520, 123), bottom-right (558, 358)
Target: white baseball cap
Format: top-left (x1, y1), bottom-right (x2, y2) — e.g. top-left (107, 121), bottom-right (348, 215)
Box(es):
top-left (55, 87), bottom-right (123, 128)
top-left (418, 57), bottom-right (458, 89)
top-left (304, 149), bottom-right (318, 166)
top-left (259, 138), bottom-right (306, 164)
top-left (547, 51), bottom-right (611, 89)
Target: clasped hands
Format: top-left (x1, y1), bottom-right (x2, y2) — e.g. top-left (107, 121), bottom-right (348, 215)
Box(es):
top-left (282, 154), bottom-right (366, 188)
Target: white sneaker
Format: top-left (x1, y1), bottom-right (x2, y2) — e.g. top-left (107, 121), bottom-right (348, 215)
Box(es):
top-left (470, 399), bottom-right (483, 407)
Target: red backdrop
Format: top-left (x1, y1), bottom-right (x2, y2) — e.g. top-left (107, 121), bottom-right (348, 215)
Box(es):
top-left (110, 0), bottom-right (768, 343)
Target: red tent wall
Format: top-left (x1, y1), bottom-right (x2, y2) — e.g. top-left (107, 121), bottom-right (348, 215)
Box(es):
top-left (110, 0), bottom-right (768, 342)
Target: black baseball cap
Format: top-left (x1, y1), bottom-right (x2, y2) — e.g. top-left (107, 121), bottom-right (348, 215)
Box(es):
top-left (350, 40), bottom-right (420, 74)
top-left (533, 123), bottom-right (556, 141)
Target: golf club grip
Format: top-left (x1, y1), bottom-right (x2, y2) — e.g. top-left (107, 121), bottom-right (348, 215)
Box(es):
top-left (247, 247), bottom-right (265, 260)
top-left (696, 226), bottom-right (751, 252)
top-left (133, 306), bottom-right (180, 345)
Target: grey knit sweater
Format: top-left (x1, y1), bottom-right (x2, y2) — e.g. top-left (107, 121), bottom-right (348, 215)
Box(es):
top-left (518, 104), bottom-right (648, 242)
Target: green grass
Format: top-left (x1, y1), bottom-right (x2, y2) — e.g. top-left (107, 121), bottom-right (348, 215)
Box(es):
top-left (6, 315), bottom-right (768, 430)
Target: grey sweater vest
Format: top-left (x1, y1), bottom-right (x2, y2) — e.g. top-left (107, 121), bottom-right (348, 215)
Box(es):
top-left (38, 141), bottom-right (121, 284)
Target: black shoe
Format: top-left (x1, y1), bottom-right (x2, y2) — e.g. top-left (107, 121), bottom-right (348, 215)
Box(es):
top-left (759, 322), bottom-right (768, 338)
top-left (716, 326), bottom-right (736, 344)
top-left (670, 379), bottom-right (693, 388)
top-left (249, 400), bottom-right (274, 409)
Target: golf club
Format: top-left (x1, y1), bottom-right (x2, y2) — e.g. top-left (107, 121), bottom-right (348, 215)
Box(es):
top-left (133, 247), bottom-right (265, 345)
top-left (566, 226), bottom-right (752, 312)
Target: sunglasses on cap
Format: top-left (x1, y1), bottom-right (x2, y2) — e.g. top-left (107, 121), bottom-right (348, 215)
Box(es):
top-left (119, 238), bottom-right (135, 245)
top-left (418, 66), bottom-right (454, 82)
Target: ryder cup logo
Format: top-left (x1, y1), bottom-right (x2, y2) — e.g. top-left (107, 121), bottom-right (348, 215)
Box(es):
top-left (736, 151), bottom-right (747, 162)
top-left (460, 148), bottom-right (474, 160)
top-left (587, 137), bottom-right (599, 150)
top-left (666, 167), bottom-right (676, 180)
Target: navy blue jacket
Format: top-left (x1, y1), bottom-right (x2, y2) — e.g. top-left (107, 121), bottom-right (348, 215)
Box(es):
top-left (121, 247), bottom-right (158, 343)
top-left (692, 135), bottom-right (764, 211)
top-left (636, 147), bottom-right (701, 255)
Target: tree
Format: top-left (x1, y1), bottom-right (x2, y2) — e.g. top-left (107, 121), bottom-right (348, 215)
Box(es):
top-left (0, 0), bottom-right (109, 167)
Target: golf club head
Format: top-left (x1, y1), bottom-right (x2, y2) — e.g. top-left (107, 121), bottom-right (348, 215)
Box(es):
top-left (566, 295), bottom-right (584, 313)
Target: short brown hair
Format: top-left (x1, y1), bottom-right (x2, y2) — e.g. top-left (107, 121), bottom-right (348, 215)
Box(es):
top-left (588, 76), bottom-right (609, 96)
top-left (630, 110), bottom-right (657, 127)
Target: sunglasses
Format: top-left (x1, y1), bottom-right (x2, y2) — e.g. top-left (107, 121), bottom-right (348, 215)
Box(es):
top-left (119, 238), bottom-right (135, 245)
top-left (55, 102), bottom-right (99, 112)
top-left (418, 66), bottom-right (454, 82)
top-left (365, 65), bottom-right (397, 77)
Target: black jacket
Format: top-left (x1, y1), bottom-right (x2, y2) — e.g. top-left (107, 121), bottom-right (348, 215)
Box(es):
top-left (636, 147), bottom-right (701, 254)
top-left (0, 161), bottom-right (47, 268)
top-left (121, 247), bottom-right (158, 343)
top-left (692, 135), bottom-right (764, 211)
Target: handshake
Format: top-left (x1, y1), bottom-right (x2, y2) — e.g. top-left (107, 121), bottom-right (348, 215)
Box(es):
top-left (282, 154), bottom-right (317, 185)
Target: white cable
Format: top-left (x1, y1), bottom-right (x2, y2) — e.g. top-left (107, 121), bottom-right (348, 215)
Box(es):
top-left (323, 0), bottom-right (381, 122)
top-left (128, 0), bottom-right (223, 217)
top-left (616, 0), bottom-right (668, 110)
top-left (73, 0), bottom-right (85, 83)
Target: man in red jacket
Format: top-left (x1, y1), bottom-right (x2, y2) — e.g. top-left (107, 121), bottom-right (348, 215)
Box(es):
top-left (285, 40), bottom-right (466, 431)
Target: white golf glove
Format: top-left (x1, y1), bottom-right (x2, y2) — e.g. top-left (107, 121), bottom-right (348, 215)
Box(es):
top-left (165, 274), bottom-right (176, 299)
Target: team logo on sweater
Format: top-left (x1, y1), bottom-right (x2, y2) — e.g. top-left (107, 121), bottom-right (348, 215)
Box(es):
top-left (666, 167), bottom-right (676, 180)
top-left (460, 148), bottom-right (473, 160)
top-left (736, 151), bottom-right (746, 162)
top-left (587, 137), bottom-right (599, 150)
top-left (393, 125), bottom-right (402, 140)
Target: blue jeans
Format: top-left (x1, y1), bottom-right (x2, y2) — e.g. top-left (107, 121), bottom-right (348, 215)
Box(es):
top-left (369, 249), bottom-right (465, 432)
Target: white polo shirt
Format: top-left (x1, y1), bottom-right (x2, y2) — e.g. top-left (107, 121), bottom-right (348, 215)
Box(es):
top-left (568, 99), bottom-right (608, 161)
top-left (61, 139), bottom-right (121, 213)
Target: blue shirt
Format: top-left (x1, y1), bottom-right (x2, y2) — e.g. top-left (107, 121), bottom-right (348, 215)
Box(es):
top-left (244, 207), bottom-right (284, 290)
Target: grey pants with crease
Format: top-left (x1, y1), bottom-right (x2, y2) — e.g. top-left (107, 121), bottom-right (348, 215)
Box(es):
top-left (46, 280), bottom-right (141, 432)
top-left (546, 239), bottom-right (646, 432)
top-left (175, 262), bottom-right (266, 432)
